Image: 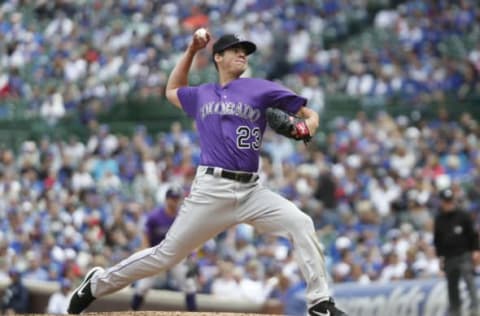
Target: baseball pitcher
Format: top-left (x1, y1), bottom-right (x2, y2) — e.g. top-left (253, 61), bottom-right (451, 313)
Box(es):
top-left (67, 30), bottom-right (348, 316)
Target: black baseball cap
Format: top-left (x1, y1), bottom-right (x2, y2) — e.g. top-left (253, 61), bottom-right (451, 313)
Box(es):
top-left (439, 188), bottom-right (454, 201)
top-left (166, 186), bottom-right (183, 199)
top-left (212, 34), bottom-right (256, 56)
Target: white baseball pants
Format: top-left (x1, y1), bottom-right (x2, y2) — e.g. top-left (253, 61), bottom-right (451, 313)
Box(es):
top-left (134, 258), bottom-right (196, 296)
top-left (91, 166), bottom-right (330, 306)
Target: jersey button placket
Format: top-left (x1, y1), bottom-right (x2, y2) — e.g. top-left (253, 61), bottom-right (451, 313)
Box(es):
top-left (219, 90), bottom-right (227, 144)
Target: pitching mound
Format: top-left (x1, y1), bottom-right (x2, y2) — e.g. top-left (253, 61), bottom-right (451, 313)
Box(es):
top-left (28, 313), bottom-right (278, 316)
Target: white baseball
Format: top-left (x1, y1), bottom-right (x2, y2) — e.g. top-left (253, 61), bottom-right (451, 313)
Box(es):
top-left (195, 28), bottom-right (207, 40)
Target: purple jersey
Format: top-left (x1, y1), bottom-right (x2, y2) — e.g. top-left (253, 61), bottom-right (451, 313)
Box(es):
top-left (144, 207), bottom-right (175, 247)
top-left (177, 78), bottom-right (306, 172)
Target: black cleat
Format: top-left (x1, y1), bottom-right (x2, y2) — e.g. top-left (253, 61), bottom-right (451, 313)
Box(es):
top-left (67, 266), bottom-right (104, 314)
top-left (309, 298), bottom-right (348, 316)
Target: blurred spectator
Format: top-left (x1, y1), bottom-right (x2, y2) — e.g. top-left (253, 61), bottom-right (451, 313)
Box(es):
top-left (224, 224), bottom-right (258, 266)
top-left (22, 252), bottom-right (49, 281)
top-left (1, 268), bottom-right (30, 315)
top-left (210, 260), bottom-right (242, 300)
top-left (273, 272), bottom-right (307, 316)
top-left (196, 239), bottom-right (220, 293)
top-left (379, 252), bottom-right (407, 283)
top-left (40, 87), bottom-right (66, 126)
top-left (46, 278), bottom-right (72, 315)
top-left (237, 259), bottom-right (276, 305)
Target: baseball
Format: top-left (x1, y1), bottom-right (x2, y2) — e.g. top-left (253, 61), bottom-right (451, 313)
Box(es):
top-left (195, 28), bottom-right (208, 40)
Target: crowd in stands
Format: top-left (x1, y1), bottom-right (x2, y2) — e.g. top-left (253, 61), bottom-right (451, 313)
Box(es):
top-left (1, 0), bottom-right (480, 314)
top-left (0, 0), bottom-right (479, 123)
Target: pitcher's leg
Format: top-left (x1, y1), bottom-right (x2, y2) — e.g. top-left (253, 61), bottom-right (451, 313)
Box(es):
top-left (92, 181), bottom-right (237, 297)
top-left (239, 186), bottom-right (329, 305)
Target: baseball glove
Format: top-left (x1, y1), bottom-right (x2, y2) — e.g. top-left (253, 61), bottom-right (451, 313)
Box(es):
top-left (266, 107), bottom-right (312, 143)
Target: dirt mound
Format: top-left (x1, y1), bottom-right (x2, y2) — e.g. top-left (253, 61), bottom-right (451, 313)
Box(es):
top-left (28, 312), bottom-right (278, 316)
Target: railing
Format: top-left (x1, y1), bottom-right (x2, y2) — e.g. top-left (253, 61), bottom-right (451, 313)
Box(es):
top-left (0, 277), bottom-right (280, 314)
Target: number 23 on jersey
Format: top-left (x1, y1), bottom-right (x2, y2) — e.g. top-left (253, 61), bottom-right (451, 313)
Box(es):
top-left (236, 126), bottom-right (261, 150)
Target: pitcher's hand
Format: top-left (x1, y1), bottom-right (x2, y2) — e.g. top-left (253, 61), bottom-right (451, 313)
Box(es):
top-left (188, 29), bottom-right (211, 53)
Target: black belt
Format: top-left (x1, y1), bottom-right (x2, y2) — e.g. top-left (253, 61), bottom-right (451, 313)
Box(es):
top-left (205, 167), bottom-right (258, 183)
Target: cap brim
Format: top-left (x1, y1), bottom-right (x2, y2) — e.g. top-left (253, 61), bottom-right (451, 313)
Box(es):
top-left (218, 41), bottom-right (257, 55)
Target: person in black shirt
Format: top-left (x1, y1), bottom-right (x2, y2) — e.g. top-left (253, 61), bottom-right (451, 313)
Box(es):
top-left (434, 188), bottom-right (480, 316)
top-left (1, 268), bottom-right (30, 315)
